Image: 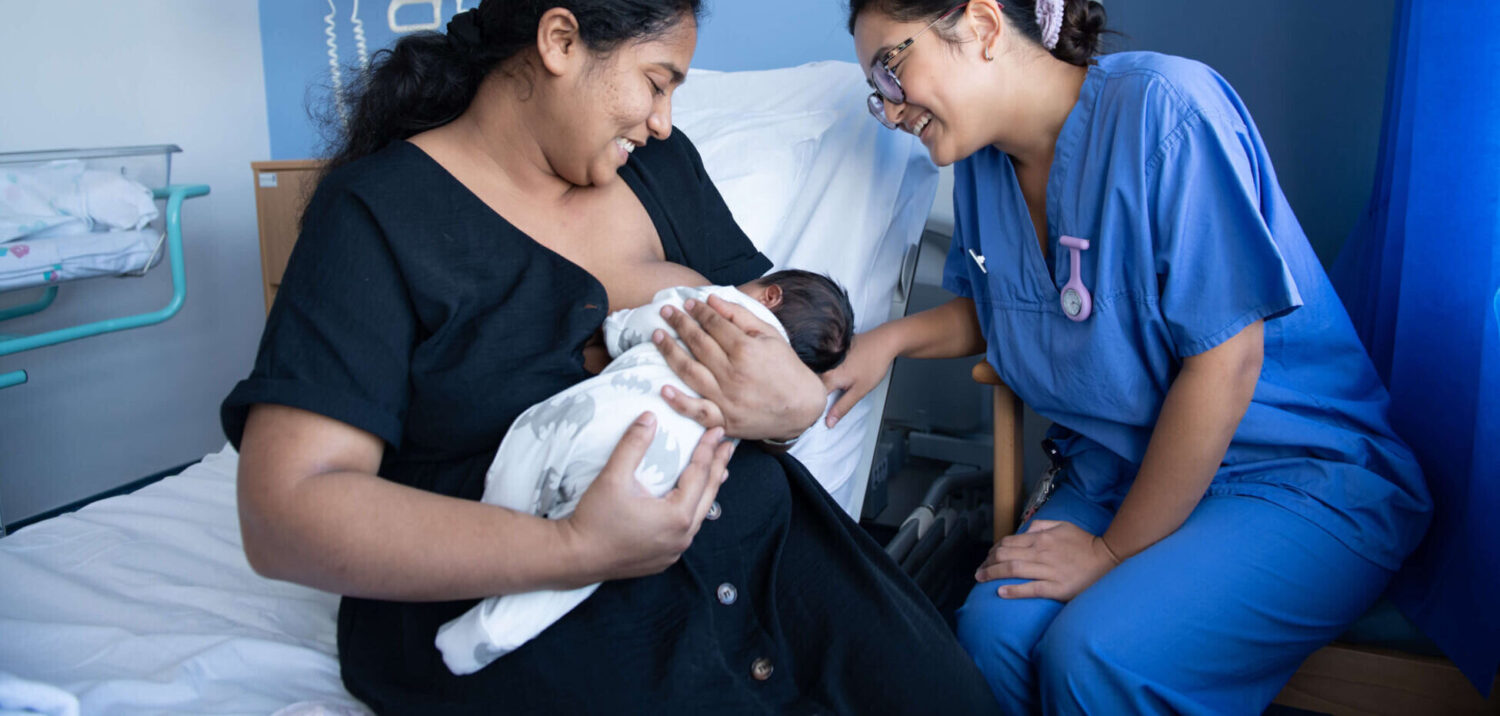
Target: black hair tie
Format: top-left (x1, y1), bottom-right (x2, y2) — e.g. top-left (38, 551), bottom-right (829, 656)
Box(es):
top-left (447, 9), bottom-right (484, 50)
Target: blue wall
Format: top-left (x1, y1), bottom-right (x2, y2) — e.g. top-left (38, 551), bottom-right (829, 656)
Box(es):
top-left (258, 0), bottom-right (852, 160)
top-left (1105, 0), bottom-right (1396, 262)
top-left (258, 0), bottom-right (1393, 262)
top-left (693, 1), bottom-right (852, 72)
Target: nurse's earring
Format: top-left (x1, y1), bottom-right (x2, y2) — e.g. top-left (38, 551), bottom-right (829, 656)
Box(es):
top-left (983, 47), bottom-right (995, 61)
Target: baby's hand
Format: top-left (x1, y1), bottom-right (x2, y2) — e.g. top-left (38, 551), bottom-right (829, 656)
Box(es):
top-left (582, 328), bottom-right (609, 375)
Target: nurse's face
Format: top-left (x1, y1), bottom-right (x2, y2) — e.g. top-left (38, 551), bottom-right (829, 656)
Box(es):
top-left (535, 11), bottom-right (696, 187)
top-left (852, 6), bottom-right (997, 166)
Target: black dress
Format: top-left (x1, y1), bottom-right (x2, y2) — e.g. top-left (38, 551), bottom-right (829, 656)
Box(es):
top-left (222, 135), bottom-right (1000, 714)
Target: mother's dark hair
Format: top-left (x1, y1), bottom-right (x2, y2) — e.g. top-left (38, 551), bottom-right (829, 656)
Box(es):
top-left (846, 0), bottom-right (1108, 67)
top-left (321, 0), bottom-right (702, 176)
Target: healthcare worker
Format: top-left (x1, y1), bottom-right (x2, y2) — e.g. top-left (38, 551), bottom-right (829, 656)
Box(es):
top-left (828, 0), bottom-right (1433, 712)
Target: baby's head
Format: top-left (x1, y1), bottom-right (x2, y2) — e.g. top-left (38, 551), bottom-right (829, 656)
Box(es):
top-left (739, 270), bottom-right (854, 374)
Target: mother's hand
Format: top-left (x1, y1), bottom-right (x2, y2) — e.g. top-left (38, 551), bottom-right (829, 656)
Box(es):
top-left (561, 413), bottom-right (734, 582)
top-left (654, 295), bottom-right (824, 441)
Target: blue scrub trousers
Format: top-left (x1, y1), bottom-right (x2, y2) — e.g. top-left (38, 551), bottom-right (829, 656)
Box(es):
top-left (956, 481), bottom-right (1393, 715)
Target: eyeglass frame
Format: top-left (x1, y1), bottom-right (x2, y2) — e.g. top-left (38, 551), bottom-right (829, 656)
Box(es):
top-left (865, 2), bottom-right (994, 130)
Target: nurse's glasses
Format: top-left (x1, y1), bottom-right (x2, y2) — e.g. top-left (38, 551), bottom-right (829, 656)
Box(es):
top-left (866, 2), bottom-right (984, 130)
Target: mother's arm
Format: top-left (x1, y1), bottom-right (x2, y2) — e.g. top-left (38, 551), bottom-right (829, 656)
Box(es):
top-left (653, 295), bottom-right (825, 442)
top-left (238, 404), bottom-right (731, 601)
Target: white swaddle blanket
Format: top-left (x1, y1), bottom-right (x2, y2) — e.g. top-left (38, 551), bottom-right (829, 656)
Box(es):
top-left (1, 160), bottom-right (158, 242)
top-left (0, 160), bottom-right (165, 291)
top-left (435, 285), bottom-right (788, 676)
top-left (0, 671), bottom-right (79, 716)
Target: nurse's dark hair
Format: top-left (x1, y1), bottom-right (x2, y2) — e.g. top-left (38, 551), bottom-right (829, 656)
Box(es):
top-left (846, 0), bottom-right (1108, 67)
top-left (317, 0), bottom-right (701, 177)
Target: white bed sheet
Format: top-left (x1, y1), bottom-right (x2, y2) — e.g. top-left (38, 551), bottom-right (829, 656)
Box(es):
top-left (0, 445), bottom-right (364, 715)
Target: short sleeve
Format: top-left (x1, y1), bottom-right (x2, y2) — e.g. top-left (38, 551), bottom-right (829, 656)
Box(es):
top-left (941, 159), bottom-right (980, 300)
top-left (221, 181), bottom-right (417, 449)
top-left (1151, 112), bottom-right (1302, 357)
top-left (653, 129), bottom-right (772, 286)
top-left (941, 208), bottom-right (976, 300)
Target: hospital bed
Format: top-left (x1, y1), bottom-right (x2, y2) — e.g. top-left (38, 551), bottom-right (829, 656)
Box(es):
top-left (0, 62), bottom-right (950, 714)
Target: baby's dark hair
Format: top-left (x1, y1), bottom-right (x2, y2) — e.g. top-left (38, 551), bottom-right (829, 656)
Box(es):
top-left (759, 269), bottom-right (855, 374)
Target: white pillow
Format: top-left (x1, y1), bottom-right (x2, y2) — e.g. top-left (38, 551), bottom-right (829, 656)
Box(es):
top-left (673, 62), bottom-right (939, 513)
top-left (675, 109), bottom-right (839, 247)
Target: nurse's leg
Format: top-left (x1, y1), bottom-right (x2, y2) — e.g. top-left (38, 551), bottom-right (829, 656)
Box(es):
top-left (1034, 494), bottom-right (1391, 715)
top-left (954, 482), bottom-right (1117, 712)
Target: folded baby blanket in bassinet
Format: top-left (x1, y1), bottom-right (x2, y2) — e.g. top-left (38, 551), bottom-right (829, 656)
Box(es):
top-left (0, 160), bottom-right (164, 291)
top-left (1, 160), bottom-right (158, 241)
top-left (0, 230), bottom-right (163, 292)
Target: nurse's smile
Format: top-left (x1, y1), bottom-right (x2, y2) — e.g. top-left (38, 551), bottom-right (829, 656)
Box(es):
top-left (910, 110), bottom-right (935, 140)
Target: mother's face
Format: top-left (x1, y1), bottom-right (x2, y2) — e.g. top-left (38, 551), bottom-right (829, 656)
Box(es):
top-left (535, 12), bottom-right (697, 187)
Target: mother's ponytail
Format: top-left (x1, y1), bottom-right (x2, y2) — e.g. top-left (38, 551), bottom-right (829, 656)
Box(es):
top-left (319, 0), bottom-right (704, 176)
top-left (321, 31), bottom-right (492, 175)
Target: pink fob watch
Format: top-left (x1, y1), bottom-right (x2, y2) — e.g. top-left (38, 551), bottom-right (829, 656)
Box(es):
top-left (1058, 235), bottom-right (1092, 322)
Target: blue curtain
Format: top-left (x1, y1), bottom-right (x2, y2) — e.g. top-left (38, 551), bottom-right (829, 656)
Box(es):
top-left (1331, 0), bottom-right (1500, 693)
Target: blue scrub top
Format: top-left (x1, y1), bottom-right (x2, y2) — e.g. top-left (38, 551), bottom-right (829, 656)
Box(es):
top-left (943, 52), bottom-right (1431, 570)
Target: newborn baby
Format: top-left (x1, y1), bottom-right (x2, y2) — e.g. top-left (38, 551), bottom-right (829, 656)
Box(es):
top-left (436, 269), bottom-right (853, 675)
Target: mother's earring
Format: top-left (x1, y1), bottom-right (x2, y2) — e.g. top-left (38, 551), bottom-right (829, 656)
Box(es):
top-left (983, 47), bottom-right (995, 61)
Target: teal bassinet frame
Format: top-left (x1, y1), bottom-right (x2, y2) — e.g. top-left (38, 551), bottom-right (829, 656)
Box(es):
top-left (0, 183), bottom-right (211, 390)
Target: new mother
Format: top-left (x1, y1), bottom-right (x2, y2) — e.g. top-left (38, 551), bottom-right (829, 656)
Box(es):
top-left (223, 0), bottom-right (998, 712)
top-left (829, 0), bottom-right (1431, 712)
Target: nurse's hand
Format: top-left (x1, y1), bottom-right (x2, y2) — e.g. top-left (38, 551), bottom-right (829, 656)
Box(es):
top-left (974, 520), bottom-right (1122, 602)
top-left (820, 330), bottom-right (900, 428)
top-left (562, 413), bottom-right (734, 581)
top-left (824, 298), bottom-right (985, 427)
top-left (655, 296), bottom-right (824, 441)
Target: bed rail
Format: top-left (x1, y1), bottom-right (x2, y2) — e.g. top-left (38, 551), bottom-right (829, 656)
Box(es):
top-left (0, 184), bottom-right (210, 390)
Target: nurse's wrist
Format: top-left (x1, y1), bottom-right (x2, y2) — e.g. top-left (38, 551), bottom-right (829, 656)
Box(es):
top-left (1093, 535), bottom-right (1124, 566)
top-left (863, 323), bottom-right (906, 361)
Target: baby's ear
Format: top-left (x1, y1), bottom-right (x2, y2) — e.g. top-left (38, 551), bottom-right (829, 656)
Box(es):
top-left (763, 283), bottom-right (783, 310)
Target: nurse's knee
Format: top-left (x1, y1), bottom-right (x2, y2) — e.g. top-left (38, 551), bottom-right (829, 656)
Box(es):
top-left (956, 581), bottom-right (1062, 702)
top-left (958, 581), bottom-right (1057, 656)
top-left (1034, 603), bottom-right (1145, 711)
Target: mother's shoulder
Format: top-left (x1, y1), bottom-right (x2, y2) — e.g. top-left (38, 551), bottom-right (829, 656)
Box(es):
top-left (632, 126), bottom-right (705, 173)
top-left (317, 141), bottom-right (432, 197)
